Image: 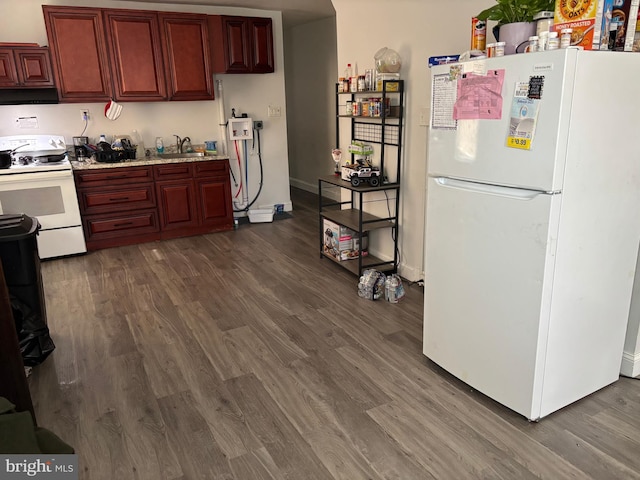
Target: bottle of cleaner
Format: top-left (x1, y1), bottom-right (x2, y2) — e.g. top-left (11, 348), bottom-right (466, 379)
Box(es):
top-left (155, 137), bottom-right (164, 154)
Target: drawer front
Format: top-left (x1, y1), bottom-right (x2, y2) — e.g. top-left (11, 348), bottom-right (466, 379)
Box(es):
top-left (79, 183), bottom-right (156, 214)
top-left (75, 166), bottom-right (153, 187)
top-left (84, 209), bottom-right (159, 240)
top-left (154, 162), bottom-right (193, 180)
top-left (194, 160), bottom-right (228, 177)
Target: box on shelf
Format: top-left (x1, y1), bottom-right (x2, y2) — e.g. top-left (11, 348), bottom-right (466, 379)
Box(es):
top-left (348, 142), bottom-right (374, 156)
top-left (323, 218), bottom-right (368, 261)
top-left (375, 73), bottom-right (400, 92)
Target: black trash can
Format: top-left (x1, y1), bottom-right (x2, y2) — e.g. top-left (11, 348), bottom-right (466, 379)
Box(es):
top-left (0, 214), bottom-right (54, 366)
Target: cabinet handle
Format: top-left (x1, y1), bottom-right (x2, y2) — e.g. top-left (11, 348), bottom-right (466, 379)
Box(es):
top-left (109, 196), bottom-right (130, 201)
top-left (113, 221), bottom-right (134, 228)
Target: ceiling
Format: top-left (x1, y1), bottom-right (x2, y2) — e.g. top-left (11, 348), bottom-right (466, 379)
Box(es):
top-left (123, 0), bottom-right (336, 27)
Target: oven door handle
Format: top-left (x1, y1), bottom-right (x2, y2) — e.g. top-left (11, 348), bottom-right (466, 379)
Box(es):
top-left (1, 169), bottom-right (72, 183)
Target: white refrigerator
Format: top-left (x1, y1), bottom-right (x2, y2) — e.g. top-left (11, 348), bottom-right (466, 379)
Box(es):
top-left (423, 49), bottom-right (640, 421)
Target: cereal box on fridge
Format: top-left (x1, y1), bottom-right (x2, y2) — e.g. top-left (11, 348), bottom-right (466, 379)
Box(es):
top-left (611, 0), bottom-right (640, 51)
top-left (553, 0), bottom-right (608, 49)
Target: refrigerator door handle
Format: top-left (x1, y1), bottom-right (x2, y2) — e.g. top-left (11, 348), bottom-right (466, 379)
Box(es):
top-left (433, 176), bottom-right (554, 200)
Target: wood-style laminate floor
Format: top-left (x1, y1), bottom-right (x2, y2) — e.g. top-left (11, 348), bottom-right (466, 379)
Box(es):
top-left (29, 187), bottom-right (640, 480)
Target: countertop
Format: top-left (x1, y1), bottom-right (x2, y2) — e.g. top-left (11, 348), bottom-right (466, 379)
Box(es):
top-left (71, 154), bottom-right (230, 170)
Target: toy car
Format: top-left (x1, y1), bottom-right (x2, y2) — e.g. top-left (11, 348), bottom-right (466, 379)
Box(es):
top-left (349, 166), bottom-right (381, 187)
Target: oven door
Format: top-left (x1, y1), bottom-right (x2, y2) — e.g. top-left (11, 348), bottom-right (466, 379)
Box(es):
top-left (0, 170), bottom-right (86, 258)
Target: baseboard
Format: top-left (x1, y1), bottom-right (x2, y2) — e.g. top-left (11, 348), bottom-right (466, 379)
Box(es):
top-left (620, 350), bottom-right (640, 378)
top-left (399, 262), bottom-right (423, 283)
top-left (290, 178), bottom-right (317, 193)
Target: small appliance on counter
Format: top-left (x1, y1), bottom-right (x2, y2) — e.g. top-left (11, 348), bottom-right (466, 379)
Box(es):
top-left (73, 136), bottom-right (89, 161)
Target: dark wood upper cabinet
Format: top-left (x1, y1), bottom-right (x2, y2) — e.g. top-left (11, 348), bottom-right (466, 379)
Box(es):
top-left (159, 13), bottom-right (214, 101)
top-left (42, 6), bottom-right (269, 102)
top-left (43, 6), bottom-right (112, 102)
top-left (210, 15), bottom-right (274, 74)
top-left (0, 47), bottom-right (54, 88)
top-left (0, 49), bottom-right (20, 87)
top-left (104, 10), bottom-right (167, 101)
top-left (249, 18), bottom-right (274, 74)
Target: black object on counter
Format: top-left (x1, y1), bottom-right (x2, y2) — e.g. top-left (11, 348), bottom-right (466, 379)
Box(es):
top-left (94, 148), bottom-right (136, 163)
top-left (0, 214), bottom-right (54, 366)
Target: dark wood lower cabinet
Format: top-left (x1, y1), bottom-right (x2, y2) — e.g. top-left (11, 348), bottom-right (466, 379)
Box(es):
top-left (75, 160), bottom-right (233, 251)
top-left (197, 177), bottom-right (233, 227)
top-left (156, 179), bottom-right (199, 231)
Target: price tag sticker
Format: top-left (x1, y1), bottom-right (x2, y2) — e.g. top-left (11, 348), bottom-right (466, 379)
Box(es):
top-left (506, 136), bottom-right (532, 149)
top-left (506, 96), bottom-right (540, 151)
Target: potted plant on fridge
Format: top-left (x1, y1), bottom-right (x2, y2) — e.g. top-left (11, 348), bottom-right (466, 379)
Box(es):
top-left (476, 0), bottom-right (555, 54)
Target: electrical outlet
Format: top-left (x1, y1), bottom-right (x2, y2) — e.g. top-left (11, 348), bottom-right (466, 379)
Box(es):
top-left (268, 105), bottom-right (281, 117)
top-left (253, 120), bottom-right (263, 130)
top-left (80, 109), bottom-right (90, 121)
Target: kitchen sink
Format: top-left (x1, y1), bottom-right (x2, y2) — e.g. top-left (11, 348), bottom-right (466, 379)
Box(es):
top-left (157, 152), bottom-right (205, 159)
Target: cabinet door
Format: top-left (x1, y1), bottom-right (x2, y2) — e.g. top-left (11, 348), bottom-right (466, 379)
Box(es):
top-left (43, 6), bottom-right (112, 102)
top-left (196, 176), bottom-right (233, 228)
top-left (0, 49), bottom-right (19, 87)
top-left (13, 48), bottom-right (54, 87)
top-left (213, 16), bottom-right (250, 73)
top-left (249, 18), bottom-right (274, 73)
top-left (156, 179), bottom-right (199, 230)
top-left (104, 10), bottom-right (167, 101)
top-left (159, 13), bottom-right (214, 101)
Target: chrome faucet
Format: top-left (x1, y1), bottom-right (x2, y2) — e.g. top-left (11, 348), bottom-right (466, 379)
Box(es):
top-left (173, 135), bottom-right (192, 153)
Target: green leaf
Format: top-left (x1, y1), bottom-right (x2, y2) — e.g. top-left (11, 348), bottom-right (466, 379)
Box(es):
top-left (475, 0), bottom-right (555, 24)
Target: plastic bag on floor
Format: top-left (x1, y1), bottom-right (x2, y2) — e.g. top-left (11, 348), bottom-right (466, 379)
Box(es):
top-left (10, 295), bottom-right (55, 367)
top-left (358, 269), bottom-right (386, 300)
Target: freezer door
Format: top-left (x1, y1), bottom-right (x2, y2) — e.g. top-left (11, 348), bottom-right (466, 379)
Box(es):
top-left (428, 49), bottom-right (577, 192)
top-left (423, 177), bottom-right (561, 420)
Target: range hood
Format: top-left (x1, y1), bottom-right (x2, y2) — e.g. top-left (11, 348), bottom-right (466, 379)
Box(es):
top-left (0, 88), bottom-right (59, 105)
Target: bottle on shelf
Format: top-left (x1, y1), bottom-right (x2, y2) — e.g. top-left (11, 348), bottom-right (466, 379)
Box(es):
top-left (99, 134), bottom-right (107, 144)
top-left (344, 63), bottom-right (353, 92)
top-left (345, 63), bottom-right (353, 79)
top-left (350, 63), bottom-right (359, 93)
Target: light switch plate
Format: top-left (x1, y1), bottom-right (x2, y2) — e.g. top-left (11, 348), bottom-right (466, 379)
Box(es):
top-left (268, 105), bottom-right (281, 117)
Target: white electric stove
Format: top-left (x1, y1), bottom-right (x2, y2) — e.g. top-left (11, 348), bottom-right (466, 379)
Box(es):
top-left (0, 134), bottom-right (86, 259)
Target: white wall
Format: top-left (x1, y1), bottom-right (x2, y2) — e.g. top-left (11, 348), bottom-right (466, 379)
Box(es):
top-left (285, 16), bottom-right (337, 192)
top-left (0, 0), bottom-right (291, 211)
top-left (331, 0), bottom-right (493, 281)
